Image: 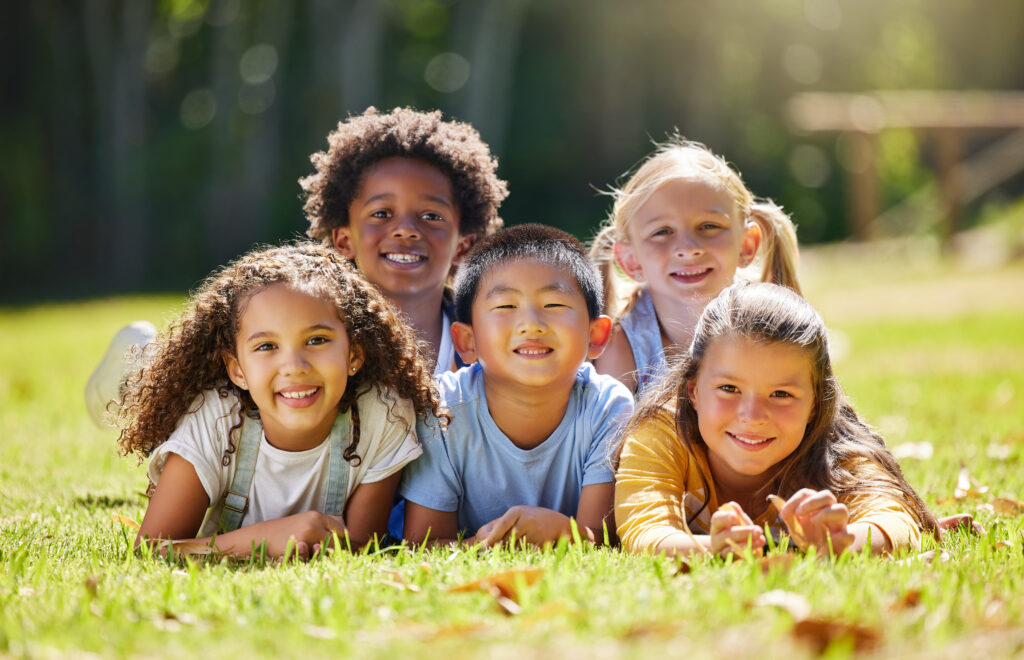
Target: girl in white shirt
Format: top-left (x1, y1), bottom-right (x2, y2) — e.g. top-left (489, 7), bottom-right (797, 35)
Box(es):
top-left (117, 243), bottom-right (444, 559)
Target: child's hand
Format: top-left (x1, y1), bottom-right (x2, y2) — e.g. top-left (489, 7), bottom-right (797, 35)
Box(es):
top-left (709, 502), bottom-right (766, 557)
top-left (775, 489), bottom-right (853, 555)
top-left (475, 506), bottom-right (584, 547)
top-left (242, 511), bottom-right (348, 560)
top-left (937, 513), bottom-right (984, 537)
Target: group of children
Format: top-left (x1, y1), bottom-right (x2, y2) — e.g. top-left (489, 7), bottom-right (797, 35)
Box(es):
top-left (89, 107), bottom-right (958, 561)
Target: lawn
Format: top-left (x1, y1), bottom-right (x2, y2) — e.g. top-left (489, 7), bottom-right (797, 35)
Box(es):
top-left (2, 246), bottom-right (1023, 658)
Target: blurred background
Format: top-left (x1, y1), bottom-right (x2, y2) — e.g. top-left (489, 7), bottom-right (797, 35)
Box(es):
top-left (3, 0), bottom-right (1024, 302)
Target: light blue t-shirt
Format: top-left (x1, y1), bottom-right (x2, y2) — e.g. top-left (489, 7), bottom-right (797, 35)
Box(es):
top-left (399, 362), bottom-right (634, 537)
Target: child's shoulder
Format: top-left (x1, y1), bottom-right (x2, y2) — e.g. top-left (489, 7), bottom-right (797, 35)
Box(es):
top-left (572, 363), bottom-right (635, 426)
top-left (436, 362), bottom-right (486, 408)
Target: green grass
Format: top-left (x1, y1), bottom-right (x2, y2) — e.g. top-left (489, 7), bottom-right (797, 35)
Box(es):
top-left (3, 260), bottom-right (1024, 658)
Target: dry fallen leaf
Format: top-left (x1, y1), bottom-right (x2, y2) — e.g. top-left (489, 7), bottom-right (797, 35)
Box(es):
top-left (758, 553), bottom-right (796, 575)
top-left (896, 549), bottom-right (950, 566)
top-left (112, 514), bottom-right (141, 530)
top-left (753, 589), bottom-right (812, 620)
top-left (791, 617), bottom-right (881, 654)
top-left (379, 568), bottom-right (420, 592)
top-left (954, 464), bottom-right (990, 500)
top-left (992, 497), bottom-right (1024, 516)
top-left (892, 589), bottom-right (922, 610)
top-left (447, 567), bottom-right (543, 603)
top-left (159, 540), bottom-right (214, 557)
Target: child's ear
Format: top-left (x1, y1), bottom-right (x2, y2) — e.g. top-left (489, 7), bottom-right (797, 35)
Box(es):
top-left (685, 379), bottom-right (697, 403)
top-left (451, 234), bottom-right (475, 266)
top-left (223, 352), bottom-right (248, 390)
top-left (450, 321), bottom-right (478, 364)
top-left (586, 315), bottom-right (614, 360)
top-left (738, 221), bottom-right (762, 268)
top-left (612, 242), bottom-right (644, 282)
top-left (347, 344), bottom-right (365, 376)
top-left (332, 227), bottom-right (357, 260)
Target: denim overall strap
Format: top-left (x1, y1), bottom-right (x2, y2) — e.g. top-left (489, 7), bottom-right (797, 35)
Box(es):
top-left (219, 415), bottom-right (262, 533)
top-left (323, 408), bottom-right (353, 516)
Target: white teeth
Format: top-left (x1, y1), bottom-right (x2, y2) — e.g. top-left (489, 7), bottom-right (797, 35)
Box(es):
top-left (675, 268), bottom-right (710, 277)
top-left (516, 348), bottom-right (550, 355)
top-left (280, 387), bottom-right (317, 399)
top-left (730, 433), bottom-right (770, 445)
top-left (385, 253), bottom-right (424, 263)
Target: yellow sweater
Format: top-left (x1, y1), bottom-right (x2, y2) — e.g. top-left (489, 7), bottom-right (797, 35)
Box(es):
top-left (614, 410), bottom-right (922, 554)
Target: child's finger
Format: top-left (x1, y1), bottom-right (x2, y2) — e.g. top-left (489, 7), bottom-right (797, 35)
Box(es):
top-left (323, 514), bottom-right (347, 537)
top-left (778, 489), bottom-right (815, 519)
top-left (710, 509), bottom-right (739, 535)
top-left (478, 510), bottom-right (519, 547)
top-left (794, 489), bottom-right (837, 516)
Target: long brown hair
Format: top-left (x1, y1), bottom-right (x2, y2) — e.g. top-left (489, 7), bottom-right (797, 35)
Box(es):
top-left (620, 282), bottom-right (937, 535)
top-left (117, 242), bottom-right (445, 464)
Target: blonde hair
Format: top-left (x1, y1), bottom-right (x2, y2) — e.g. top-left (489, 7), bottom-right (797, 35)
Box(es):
top-left (591, 138), bottom-right (801, 318)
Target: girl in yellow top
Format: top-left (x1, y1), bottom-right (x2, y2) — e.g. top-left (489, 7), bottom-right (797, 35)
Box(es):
top-left (615, 282), bottom-right (938, 557)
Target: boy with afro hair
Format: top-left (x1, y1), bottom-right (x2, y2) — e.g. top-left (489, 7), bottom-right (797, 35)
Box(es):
top-left (301, 107), bottom-right (508, 374)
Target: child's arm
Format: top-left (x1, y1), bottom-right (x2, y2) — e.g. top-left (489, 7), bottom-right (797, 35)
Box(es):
top-left (341, 472), bottom-right (402, 547)
top-left (592, 328), bottom-right (639, 393)
top-left (403, 501), bottom-right (463, 545)
top-left (138, 453), bottom-right (348, 559)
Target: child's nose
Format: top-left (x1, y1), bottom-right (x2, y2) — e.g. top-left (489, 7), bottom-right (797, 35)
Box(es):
top-left (673, 233), bottom-right (704, 258)
top-left (516, 307), bottom-right (546, 333)
top-left (279, 349), bottom-right (312, 375)
top-left (390, 214), bottom-right (422, 240)
top-left (737, 395), bottom-right (767, 422)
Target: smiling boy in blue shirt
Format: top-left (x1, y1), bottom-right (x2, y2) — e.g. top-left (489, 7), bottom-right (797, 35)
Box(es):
top-left (401, 224), bottom-right (634, 546)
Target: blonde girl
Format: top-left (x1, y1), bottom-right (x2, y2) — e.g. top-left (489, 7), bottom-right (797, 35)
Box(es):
top-left (615, 282), bottom-right (938, 557)
top-left (591, 138), bottom-right (800, 395)
top-left (118, 243), bottom-right (444, 558)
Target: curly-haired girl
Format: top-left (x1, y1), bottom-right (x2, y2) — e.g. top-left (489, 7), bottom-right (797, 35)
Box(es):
top-left (615, 282), bottom-right (938, 558)
top-left (119, 242), bottom-right (444, 558)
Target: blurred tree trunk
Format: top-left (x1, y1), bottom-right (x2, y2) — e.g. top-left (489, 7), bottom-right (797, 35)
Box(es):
top-left (83, 0), bottom-right (151, 288)
top-left (451, 0), bottom-right (528, 158)
top-left (339, 0), bottom-right (385, 114)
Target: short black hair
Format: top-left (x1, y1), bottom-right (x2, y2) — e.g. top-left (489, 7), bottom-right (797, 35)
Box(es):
top-left (301, 107), bottom-right (508, 241)
top-left (453, 224), bottom-right (604, 323)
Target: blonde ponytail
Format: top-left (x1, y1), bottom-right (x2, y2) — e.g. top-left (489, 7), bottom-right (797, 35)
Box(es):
top-left (749, 201), bottom-right (801, 295)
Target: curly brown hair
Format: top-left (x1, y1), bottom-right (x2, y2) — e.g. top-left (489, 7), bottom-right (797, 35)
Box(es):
top-left (117, 242), bottom-right (445, 463)
top-left (300, 106), bottom-right (508, 242)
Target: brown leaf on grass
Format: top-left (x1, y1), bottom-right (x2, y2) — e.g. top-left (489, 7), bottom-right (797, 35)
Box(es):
top-left (753, 590), bottom-right (812, 620)
top-left (112, 514), bottom-right (141, 530)
top-left (159, 540), bottom-right (214, 556)
top-left (992, 497), bottom-right (1024, 516)
top-left (84, 575), bottom-right (101, 596)
top-left (379, 568), bottom-right (421, 592)
top-left (671, 559), bottom-right (692, 576)
top-left (758, 553), bottom-right (796, 575)
top-left (995, 540), bottom-right (1015, 550)
top-left (892, 589), bottom-right (922, 610)
top-left (792, 617), bottom-right (881, 654)
top-left (954, 465), bottom-right (989, 500)
top-left (447, 567), bottom-right (543, 603)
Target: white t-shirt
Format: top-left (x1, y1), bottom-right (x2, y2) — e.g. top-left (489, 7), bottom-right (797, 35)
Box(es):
top-left (149, 386), bottom-right (422, 536)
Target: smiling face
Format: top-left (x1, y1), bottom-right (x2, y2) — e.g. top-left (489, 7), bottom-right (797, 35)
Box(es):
top-left (687, 334), bottom-right (815, 494)
top-left (332, 157), bottom-right (472, 304)
top-left (615, 176), bottom-right (760, 307)
top-left (451, 259), bottom-right (611, 395)
top-left (224, 283), bottom-right (363, 451)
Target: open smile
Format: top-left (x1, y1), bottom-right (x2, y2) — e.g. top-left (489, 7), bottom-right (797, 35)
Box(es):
top-left (382, 251), bottom-right (426, 268)
top-left (727, 431), bottom-right (775, 451)
top-left (276, 386), bottom-right (321, 408)
top-left (669, 267), bottom-right (712, 284)
top-left (513, 345), bottom-right (553, 358)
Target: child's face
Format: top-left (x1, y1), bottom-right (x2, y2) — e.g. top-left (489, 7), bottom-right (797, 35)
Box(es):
top-left (224, 283), bottom-right (363, 450)
top-left (614, 176), bottom-right (760, 306)
top-left (333, 157), bottom-right (473, 303)
top-left (687, 334), bottom-right (815, 492)
top-left (451, 260), bottom-right (612, 393)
